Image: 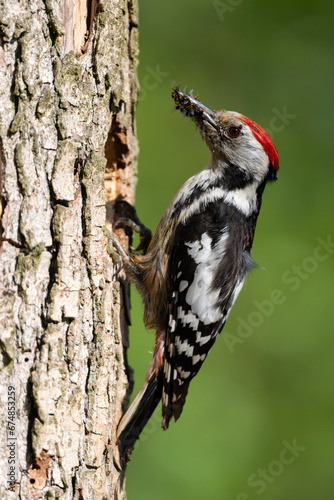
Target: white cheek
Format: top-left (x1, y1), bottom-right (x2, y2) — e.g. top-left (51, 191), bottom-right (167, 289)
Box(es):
top-left (236, 134), bottom-right (269, 180)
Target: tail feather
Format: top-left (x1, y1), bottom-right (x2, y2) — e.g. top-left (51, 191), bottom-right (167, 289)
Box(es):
top-left (117, 371), bottom-right (163, 464)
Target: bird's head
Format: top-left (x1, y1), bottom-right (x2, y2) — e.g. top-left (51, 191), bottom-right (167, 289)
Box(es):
top-left (172, 88), bottom-right (279, 186)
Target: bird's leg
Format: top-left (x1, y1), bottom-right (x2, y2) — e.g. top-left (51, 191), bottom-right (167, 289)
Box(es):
top-left (104, 201), bottom-right (152, 277)
top-left (114, 200), bottom-right (152, 255)
top-left (103, 226), bottom-right (129, 275)
top-left (104, 202), bottom-right (152, 323)
top-left (103, 224), bottom-right (133, 325)
top-left (114, 218), bottom-right (151, 253)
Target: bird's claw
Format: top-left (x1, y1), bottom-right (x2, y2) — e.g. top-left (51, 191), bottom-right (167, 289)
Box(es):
top-left (103, 226), bottom-right (127, 277)
top-left (114, 216), bottom-right (152, 255)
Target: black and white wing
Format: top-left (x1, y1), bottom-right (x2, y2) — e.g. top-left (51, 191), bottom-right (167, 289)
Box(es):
top-left (161, 202), bottom-right (253, 429)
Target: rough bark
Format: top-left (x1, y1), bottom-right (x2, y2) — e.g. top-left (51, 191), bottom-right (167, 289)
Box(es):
top-left (0, 0), bottom-right (138, 497)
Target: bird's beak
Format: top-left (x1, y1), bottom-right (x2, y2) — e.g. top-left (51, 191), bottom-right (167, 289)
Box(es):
top-left (172, 88), bottom-right (218, 130)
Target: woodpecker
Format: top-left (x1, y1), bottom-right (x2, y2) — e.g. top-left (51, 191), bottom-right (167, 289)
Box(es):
top-left (111, 88), bottom-right (279, 464)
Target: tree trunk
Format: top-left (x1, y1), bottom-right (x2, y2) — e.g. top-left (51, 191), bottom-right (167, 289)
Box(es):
top-left (0, 0), bottom-right (138, 497)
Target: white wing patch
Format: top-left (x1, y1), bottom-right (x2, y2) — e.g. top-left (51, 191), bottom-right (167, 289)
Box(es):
top-left (184, 230), bottom-right (229, 325)
top-left (174, 335), bottom-right (194, 358)
top-left (195, 331), bottom-right (212, 345)
top-left (179, 280), bottom-right (188, 292)
top-left (177, 307), bottom-right (200, 331)
top-left (168, 315), bottom-right (176, 333)
top-left (192, 353), bottom-right (206, 365)
top-left (164, 361), bottom-right (172, 382)
top-left (176, 367), bottom-right (191, 379)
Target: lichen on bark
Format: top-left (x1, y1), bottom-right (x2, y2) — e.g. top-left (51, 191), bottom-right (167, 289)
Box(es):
top-left (0, 0), bottom-right (139, 497)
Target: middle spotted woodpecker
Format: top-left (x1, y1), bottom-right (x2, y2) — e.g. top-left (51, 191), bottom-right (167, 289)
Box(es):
top-left (108, 88), bottom-right (279, 464)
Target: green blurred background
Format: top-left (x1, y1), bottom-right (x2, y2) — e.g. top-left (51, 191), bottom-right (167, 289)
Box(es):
top-left (125, 1), bottom-right (334, 499)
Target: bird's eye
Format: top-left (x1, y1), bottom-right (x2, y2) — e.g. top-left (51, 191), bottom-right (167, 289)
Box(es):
top-left (228, 126), bottom-right (240, 137)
